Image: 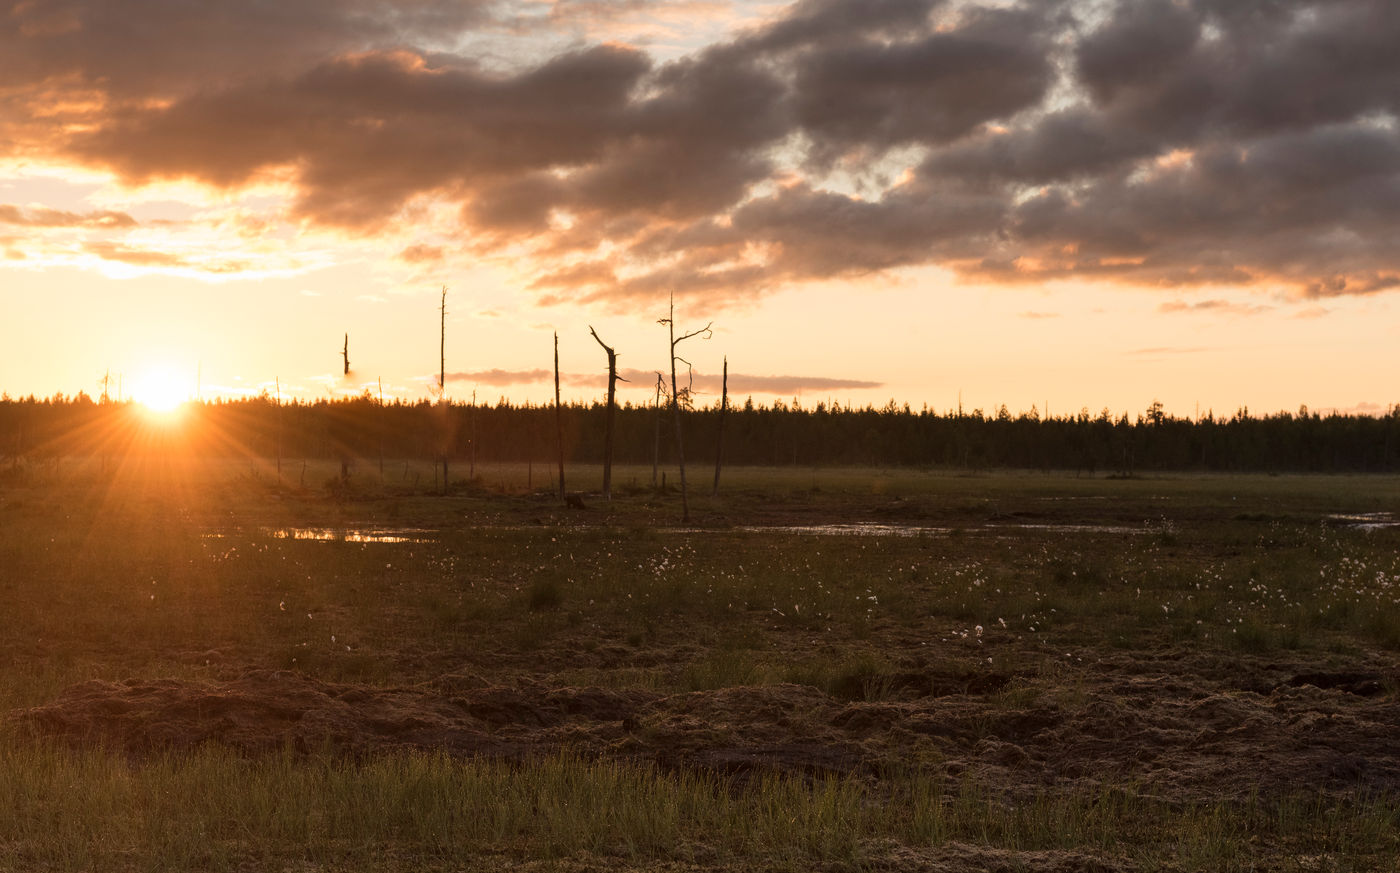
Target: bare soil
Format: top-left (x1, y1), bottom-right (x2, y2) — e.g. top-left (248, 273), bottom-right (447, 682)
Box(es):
top-left (19, 652), bottom-right (1400, 804)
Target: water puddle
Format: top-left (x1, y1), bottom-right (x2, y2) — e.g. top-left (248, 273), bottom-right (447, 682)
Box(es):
top-left (722, 522), bottom-right (1144, 537)
top-left (736, 523), bottom-right (951, 538)
top-left (1326, 513), bottom-right (1400, 531)
top-left (995, 523), bottom-right (1147, 535)
top-left (204, 527), bottom-right (437, 544)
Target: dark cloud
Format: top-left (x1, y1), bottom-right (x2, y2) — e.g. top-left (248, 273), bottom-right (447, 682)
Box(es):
top-left (791, 6), bottom-right (1055, 157)
top-left (748, 0), bottom-right (941, 53)
top-left (5, 0), bottom-right (1398, 301)
top-left (921, 107), bottom-right (1151, 185)
top-left (72, 44), bottom-right (652, 227)
top-left (1075, 0), bottom-right (1202, 107)
top-left (0, 0), bottom-right (492, 97)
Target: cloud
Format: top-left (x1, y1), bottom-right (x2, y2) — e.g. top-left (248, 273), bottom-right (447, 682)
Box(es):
top-left (788, 5), bottom-right (1055, 160)
top-left (446, 368), bottom-right (552, 386)
top-left (1291, 305), bottom-right (1330, 320)
top-left (0, 0), bottom-right (493, 98)
top-left (68, 44), bottom-right (656, 228)
top-left (82, 240), bottom-right (250, 274)
top-left (1158, 299), bottom-right (1272, 316)
top-left (616, 367), bottom-right (881, 395)
top-left (1018, 310), bottom-right (1058, 319)
top-left (445, 365), bottom-right (881, 396)
top-left (0, 204), bottom-right (137, 228)
top-left (5, 0), bottom-right (1399, 302)
top-left (398, 243), bottom-right (445, 263)
top-left (83, 241), bottom-right (189, 268)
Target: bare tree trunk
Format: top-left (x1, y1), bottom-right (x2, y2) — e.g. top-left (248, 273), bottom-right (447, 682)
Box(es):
top-left (712, 356), bottom-right (727, 496)
top-left (377, 377), bottom-right (384, 477)
top-left (668, 316), bottom-right (689, 521)
top-left (470, 389), bottom-right (477, 480)
top-left (660, 293), bottom-right (712, 524)
top-left (589, 326), bottom-right (619, 500)
top-left (275, 377), bottom-right (282, 483)
top-left (652, 374), bottom-right (663, 489)
top-left (554, 331), bottom-right (566, 503)
top-left (339, 338), bottom-right (350, 484)
top-left (439, 287), bottom-right (449, 494)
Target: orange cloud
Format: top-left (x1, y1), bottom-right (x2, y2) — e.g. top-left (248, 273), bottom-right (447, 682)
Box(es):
top-left (2, 0), bottom-right (1397, 305)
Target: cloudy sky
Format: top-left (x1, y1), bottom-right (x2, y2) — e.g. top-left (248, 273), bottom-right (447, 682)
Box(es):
top-left (2, 0), bottom-right (1397, 416)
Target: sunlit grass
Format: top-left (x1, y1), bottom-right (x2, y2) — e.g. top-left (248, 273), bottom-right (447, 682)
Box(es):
top-left (0, 741), bottom-right (1394, 871)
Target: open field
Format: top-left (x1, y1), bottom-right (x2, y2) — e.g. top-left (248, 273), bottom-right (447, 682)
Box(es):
top-left (2, 459), bottom-right (1400, 870)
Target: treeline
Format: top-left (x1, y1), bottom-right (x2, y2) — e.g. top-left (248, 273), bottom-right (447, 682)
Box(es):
top-left (4, 393), bottom-right (1400, 475)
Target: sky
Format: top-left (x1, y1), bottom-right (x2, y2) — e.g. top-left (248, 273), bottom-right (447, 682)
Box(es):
top-left (1, 0), bottom-right (1398, 418)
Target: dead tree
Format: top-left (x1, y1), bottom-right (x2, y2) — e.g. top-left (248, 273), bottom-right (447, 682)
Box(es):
top-left (652, 373), bottom-right (665, 489)
top-left (658, 293), bottom-right (712, 523)
top-left (712, 355), bottom-right (728, 496)
top-left (554, 331), bottom-right (566, 503)
top-left (438, 287), bottom-right (449, 493)
top-left (338, 337), bottom-right (351, 483)
top-left (589, 325), bottom-right (626, 500)
top-left (275, 377), bottom-right (283, 483)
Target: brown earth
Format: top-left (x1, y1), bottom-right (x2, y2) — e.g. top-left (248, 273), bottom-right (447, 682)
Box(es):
top-left (17, 654), bottom-right (1400, 804)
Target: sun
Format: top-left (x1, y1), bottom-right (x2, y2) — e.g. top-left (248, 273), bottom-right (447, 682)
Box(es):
top-left (131, 367), bottom-right (188, 414)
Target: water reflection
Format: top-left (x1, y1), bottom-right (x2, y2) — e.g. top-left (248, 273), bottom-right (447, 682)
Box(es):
top-left (203, 527), bottom-right (437, 544)
top-left (737, 523), bottom-right (949, 537)
top-left (1326, 513), bottom-right (1400, 531)
top-left (269, 527), bottom-right (436, 543)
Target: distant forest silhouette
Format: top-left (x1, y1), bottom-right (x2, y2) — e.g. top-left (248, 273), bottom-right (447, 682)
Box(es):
top-left (5, 393), bottom-right (1400, 475)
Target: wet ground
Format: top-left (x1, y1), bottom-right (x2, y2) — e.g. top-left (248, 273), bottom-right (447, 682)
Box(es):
top-left (5, 468), bottom-right (1400, 869)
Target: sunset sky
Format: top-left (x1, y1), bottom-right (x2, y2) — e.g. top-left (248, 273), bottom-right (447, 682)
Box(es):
top-left (2, 0), bottom-right (1397, 417)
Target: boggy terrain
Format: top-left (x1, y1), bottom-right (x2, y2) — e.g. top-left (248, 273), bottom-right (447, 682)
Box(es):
top-left (3, 461), bottom-right (1400, 870)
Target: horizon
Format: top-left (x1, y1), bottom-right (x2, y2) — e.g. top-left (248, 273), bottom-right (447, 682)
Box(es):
top-left (3, 0), bottom-right (1398, 419)
top-left (6, 384), bottom-right (1394, 424)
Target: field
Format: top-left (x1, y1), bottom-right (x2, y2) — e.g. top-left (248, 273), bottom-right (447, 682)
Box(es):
top-left (2, 459), bottom-right (1400, 871)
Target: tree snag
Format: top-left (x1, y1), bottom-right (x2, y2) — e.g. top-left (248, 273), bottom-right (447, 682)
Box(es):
top-left (713, 355), bottom-right (727, 496)
top-left (438, 287), bottom-right (449, 494)
top-left (589, 325), bottom-right (625, 500)
top-left (554, 331), bottom-right (566, 503)
top-left (658, 292), bottom-right (712, 523)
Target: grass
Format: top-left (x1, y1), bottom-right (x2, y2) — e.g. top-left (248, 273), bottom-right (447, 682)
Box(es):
top-left (0, 741), bottom-right (1395, 871)
top-left (2, 458), bottom-right (1400, 868)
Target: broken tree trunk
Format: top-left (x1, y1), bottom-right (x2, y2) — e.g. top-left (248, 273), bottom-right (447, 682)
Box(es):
top-left (554, 331), bottom-right (566, 503)
top-left (652, 373), bottom-right (663, 489)
top-left (589, 326), bottom-right (620, 500)
top-left (439, 287), bottom-right (449, 494)
top-left (713, 356), bottom-right (727, 496)
top-left (660, 292), bottom-right (712, 524)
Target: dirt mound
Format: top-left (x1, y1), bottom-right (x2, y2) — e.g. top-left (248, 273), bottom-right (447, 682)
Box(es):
top-left (14, 672), bottom-right (651, 760)
top-left (14, 665), bottom-right (1400, 802)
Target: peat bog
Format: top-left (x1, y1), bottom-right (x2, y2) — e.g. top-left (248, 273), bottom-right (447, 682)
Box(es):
top-left (2, 460), bottom-right (1400, 870)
